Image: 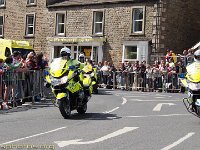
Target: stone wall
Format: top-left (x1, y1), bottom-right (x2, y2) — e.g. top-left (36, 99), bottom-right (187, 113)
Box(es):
top-left (0, 0), bottom-right (199, 65)
top-left (0, 0), bottom-right (50, 55)
top-left (160, 0), bottom-right (200, 54)
top-left (48, 2), bottom-right (155, 65)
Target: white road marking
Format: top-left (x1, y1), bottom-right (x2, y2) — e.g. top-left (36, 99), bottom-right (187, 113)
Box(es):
top-left (161, 132), bottom-right (195, 150)
top-left (125, 114), bottom-right (189, 118)
top-left (129, 99), bottom-right (180, 102)
top-left (55, 127), bottom-right (139, 147)
top-left (153, 103), bottom-right (176, 111)
top-left (0, 127), bottom-right (66, 146)
top-left (156, 97), bottom-right (167, 99)
top-left (124, 95), bottom-right (150, 98)
top-left (122, 97), bottom-right (127, 105)
top-left (103, 107), bottom-right (119, 114)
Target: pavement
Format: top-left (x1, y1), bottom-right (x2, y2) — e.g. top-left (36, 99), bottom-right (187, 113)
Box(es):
top-left (0, 98), bottom-right (54, 114)
top-left (0, 89), bottom-right (199, 150)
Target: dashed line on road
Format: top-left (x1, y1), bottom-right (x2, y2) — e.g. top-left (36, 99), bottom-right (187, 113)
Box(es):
top-left (103, 107), bottom-right (119, 114)
top-left (161, 132), bottom-right (195, 150)
top-left (0, 127), bottom-right (66, 146)
top-left (129, 99), bottom-right (180, 102)
top-left (125, 114), bottom-right (190, 118)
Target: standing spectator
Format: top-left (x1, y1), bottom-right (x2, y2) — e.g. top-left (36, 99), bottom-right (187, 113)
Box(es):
top-left (152, 61), bottom-right (162, 91)
top-left (118, 62), bottom-right (126, 90)
top-left (96, 62), bottom-right (103, 86)
top-left (140, 60), bottom-right (147, 91)
top-left (178, 49), bottom-right (188, 66)
top-left (100, 61), bottom-right (110, 88)
top-left (26, 52), bottom-right (38, 70)
top-left (12, 51), bottom-right (21, 65)
top-left (127, 62), bottom-right (134, 90)
top-left (36, 52), bottom-right (48, 70)
top-left (107, 63), bottom-right (117, 89)
top-left (2, 56), bottom-right (22, 109)
top-left (0, 59), bottom-right (4, 100)
top-left (146, 64), bottom-right (153, 92)
top-left (132, 60), bottom-right (140, 90)
top-left (186, 49), bottom-right (194, 65)
top-left (165, 49), bottom-right (172, 62)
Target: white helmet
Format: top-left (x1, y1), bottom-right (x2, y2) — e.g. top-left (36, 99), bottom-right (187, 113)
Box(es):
top-left (194, 49), bottom-right (200, 62)
top-left (79, 53), bottom-right (85, 58)
top-left (60, 47), bottom-right (71, 57)
top-left (79, 53), bottom-right (85, 63)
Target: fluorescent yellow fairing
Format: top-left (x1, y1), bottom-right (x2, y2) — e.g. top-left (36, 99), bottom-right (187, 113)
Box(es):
top-left (49, 58), bottom-right (68, 78)
top-left (180, 78), bottom-right (188, 87)
top-left (46, 75), bottom-right (51, 83)
top-left (57, 93), bottom-right (67, 99)
top-left (186, 62), bottom-right (200, 83)
top-left (67, 82), bottom-right (82, 93)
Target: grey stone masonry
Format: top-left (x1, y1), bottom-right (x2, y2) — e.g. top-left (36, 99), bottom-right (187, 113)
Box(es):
top-left (0, 0), bottom-right (199, 65)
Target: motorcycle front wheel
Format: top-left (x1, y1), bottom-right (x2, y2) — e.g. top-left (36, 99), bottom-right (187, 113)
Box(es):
top-left (77, 103), bottom-right (87, 114)
top-left (58, 98), bottom-right (71, 119)
top-left (196, 106), bottom-right (200, 116)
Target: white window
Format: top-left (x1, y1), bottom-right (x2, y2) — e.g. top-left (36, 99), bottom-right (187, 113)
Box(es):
top-left (132, 7), bottom-right (145, 34)
top-left (93, 11), bottom-right (104, 35)
top-left (0, 0), bottom-right (5, 6)
top-left (0, 16), bottom-right (3, 37)
top-left (27, 0), bottom-right (36, 5)
top-left (124, 46), bottom-right (137, 61)
top-left (56, 13), bottom-right (65, 35)
top-left (122, 41), bottom-right (148, 63)
top-left (25, 14), bottom-right (35, 36)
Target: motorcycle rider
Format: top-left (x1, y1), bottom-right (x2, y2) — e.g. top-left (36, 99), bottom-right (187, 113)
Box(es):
top-left (60, 47), bottom-right (80, 67)
top-left (186, 49), bottom-right (200, 111)
top-left (78, 53), bottom-right (85, 64)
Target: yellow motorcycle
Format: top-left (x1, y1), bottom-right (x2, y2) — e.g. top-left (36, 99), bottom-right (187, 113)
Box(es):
top-left (45, 58), bottom-right (88, 119)
top-left (181, 62), bottom-right (200, 118)
top-left (82, 64), bottom-right (98, 95)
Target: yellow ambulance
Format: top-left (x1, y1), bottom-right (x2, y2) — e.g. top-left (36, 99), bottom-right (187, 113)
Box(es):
top-left (0, 39), bottom-right (34, 59)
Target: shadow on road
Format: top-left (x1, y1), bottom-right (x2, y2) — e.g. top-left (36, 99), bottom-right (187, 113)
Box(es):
top-left (69, 113), bottom-right (121, 120)
top-left (94, 89), bottom-right (114, 95)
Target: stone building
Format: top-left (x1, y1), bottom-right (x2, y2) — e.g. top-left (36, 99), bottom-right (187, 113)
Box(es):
top-left (0, 0), bottom-right (199, 66)
top-left (0, 0), bottom-right (50, 53)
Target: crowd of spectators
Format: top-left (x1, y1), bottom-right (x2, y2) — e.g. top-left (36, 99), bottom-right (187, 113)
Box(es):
top-left (0, 51), bottom-right (48, 110)
top-left (0, 48), bottom-right (196, 110)
top-left (96, 49), bottom-right (195, 92)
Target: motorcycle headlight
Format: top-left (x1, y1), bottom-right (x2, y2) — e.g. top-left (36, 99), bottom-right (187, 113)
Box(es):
top-left (51, 78), bottom-right (62, 86)
top-left (61, 76), bottom-right (68, 84)
top-left (188, 83), bottom-right (200, 91)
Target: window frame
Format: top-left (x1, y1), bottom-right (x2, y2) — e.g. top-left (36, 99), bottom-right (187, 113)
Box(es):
top-left (131, 6), bottom-right (145, 35)
top-left (0, 15), bottom-right (4, 37)
top-left (123, 45), bottom-right (138, 62)
top-left (25, 13), bottom-right (36, 37)
top-left (55, 12), bottom-right (66, 36)
top-left (92, 10), bottom-right (104, 36)
top-left (0, 0), bottom-right (5, 8)
top-left (27, 0), bottom-right (37, 6)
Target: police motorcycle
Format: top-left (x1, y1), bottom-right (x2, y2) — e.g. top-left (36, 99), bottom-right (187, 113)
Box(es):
top-left (46, 48), bottom-right (89, 119)
top-left (181, 49), bottom-right (200, 118)
top-left (78, 54), bottom-right (98, 94)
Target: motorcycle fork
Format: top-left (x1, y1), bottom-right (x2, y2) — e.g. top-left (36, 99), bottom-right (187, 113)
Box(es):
top-left (183, 98), bottom-right (200, 118)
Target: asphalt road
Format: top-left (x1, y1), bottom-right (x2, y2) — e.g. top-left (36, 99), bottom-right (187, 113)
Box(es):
top-left (0, 89), bottom-right (199, 150)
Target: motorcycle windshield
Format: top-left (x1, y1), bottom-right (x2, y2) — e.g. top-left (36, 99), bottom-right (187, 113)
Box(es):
top-left (49, 58), bottom-right (69, 78)
top-left (186, 62), bottom-right (200, 83)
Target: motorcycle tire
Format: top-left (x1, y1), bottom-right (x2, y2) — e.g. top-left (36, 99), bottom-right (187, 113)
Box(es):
top-left (58, 99), bottom-right (71, 119)
top-left (196, 106), bottom-right (200, 116)
top-left (93, 85), bottom-right (98, 94)
top-left (77, 103), bottom-right (87, 114)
